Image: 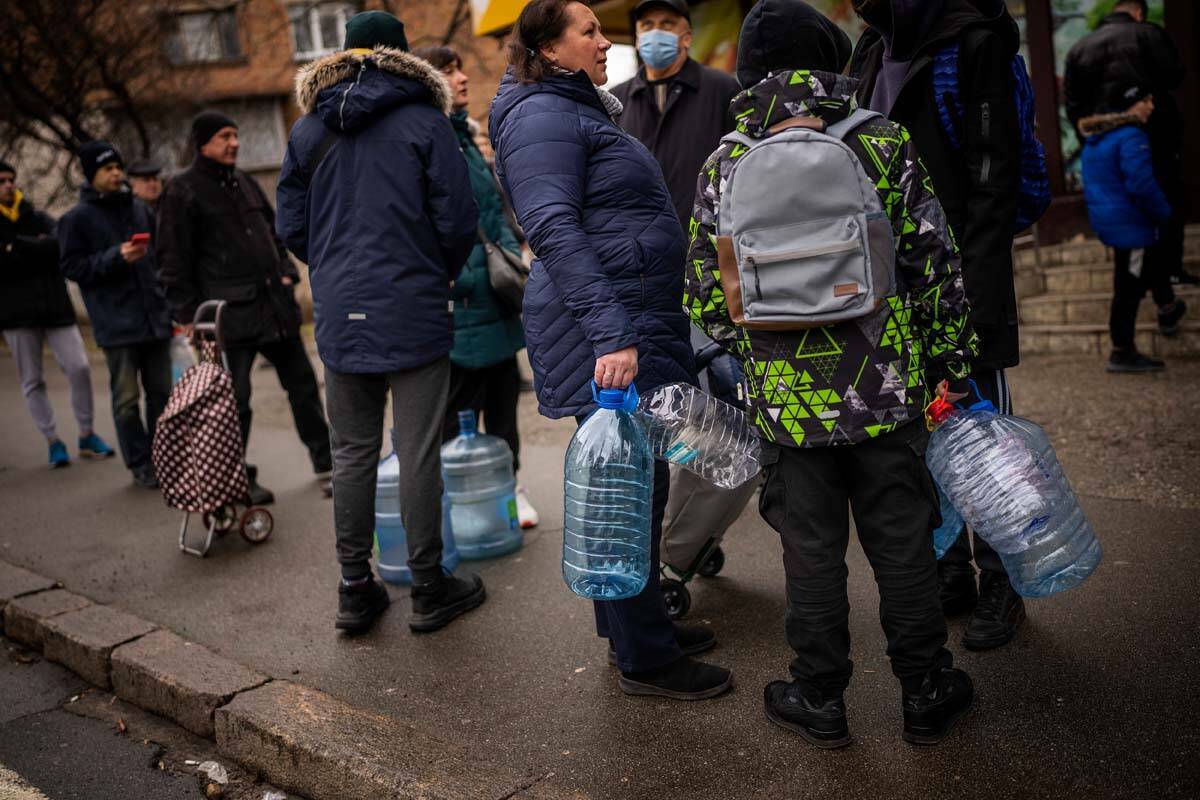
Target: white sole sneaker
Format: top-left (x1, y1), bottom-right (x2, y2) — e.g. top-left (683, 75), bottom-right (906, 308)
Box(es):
top-left (515, 486), bottom-right (539, 529)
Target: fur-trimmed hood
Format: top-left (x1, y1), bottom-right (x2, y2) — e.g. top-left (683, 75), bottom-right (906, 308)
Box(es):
top-left (1079, 111), bottom-right (1139, 138)
top-left (294, 46), bottom-right (452, 131)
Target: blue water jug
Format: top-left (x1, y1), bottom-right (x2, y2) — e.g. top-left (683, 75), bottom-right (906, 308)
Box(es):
top-left (375, 431), bottom-right (459, 585)
top-left (562, 383), bottom-right (653, 600)
top-left (441, 410), bottom-right (521, 560)
top-left (925, 387), bottom-right (1101, 597)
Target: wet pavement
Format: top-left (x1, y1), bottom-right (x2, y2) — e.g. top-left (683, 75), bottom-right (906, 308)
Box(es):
top-left (0, 346), bottom-right (1196, 799)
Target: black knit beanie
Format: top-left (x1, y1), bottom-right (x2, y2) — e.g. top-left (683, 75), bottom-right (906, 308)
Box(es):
top-left (736, 0), bottom-right (853, 88)
top-left (78, 140), bottom-right (123, 184)
top-left (0, 161), bottom-right (14, 178)
top-left (343, 11), bottom-right (409, 51)
top-left (191, 110), bottom-right (238, 151)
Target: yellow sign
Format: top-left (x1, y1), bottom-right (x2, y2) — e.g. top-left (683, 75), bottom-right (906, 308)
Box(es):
top-left (471, 0), bottom-right (528, 36)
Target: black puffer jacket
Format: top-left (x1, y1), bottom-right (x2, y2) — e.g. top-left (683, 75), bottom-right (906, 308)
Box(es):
top-left (849, 0), bottom-right (1022, 371)
top-left (58, 186), bottom-right (172, 348)
top-left (157, 156), bottom-right (301, 345)
top-left (0, 196), bottom-right (74, 330)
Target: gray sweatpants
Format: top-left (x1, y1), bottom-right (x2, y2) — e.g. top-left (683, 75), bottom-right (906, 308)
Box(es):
top-left (325, 357), bottom-right (450, 584)
top-left (661, 465), bottom-right (759, 572)
top-left (4, 326), bottom-right (94, 441)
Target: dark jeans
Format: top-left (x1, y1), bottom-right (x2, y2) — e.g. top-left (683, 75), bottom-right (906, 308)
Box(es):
top-left (225, 338), bottom-right (331, 473)
top-left (941, 369), bottom-right (1011, 575)
top-left (592, 459), bottom-right (682, 673)
top-left (442, 357), bottom-right (521, 472)
top-left (102, 339), bottom-right (171, 471)
top-left (325, 358), bottom-right (450, 583)
top-left (1109, 247), bottom-right (1176, 351)
top-left (757, 421), bottom-right (952, 696)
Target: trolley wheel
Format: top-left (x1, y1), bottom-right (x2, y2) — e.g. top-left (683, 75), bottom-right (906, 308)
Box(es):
top-left (239, 507), bottom-right (273, 544)
top-left (202, 506), bottom-right (237, 534)
top-left (660, 578), bottom-right (691, 620)
top-left (697, 545), bottom-right (726, 578)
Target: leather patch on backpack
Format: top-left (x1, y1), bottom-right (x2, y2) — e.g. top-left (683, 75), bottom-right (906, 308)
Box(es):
top-left (833, 282), bottom-right (861, 297)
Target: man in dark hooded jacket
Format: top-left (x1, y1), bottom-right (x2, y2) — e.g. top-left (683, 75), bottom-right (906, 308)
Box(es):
top-left (277, 11), bottom-right (483, 636)
top-left (849, 0), bottom-right (1027, 652)
top-left (157, 111), bottom-right (332, 506)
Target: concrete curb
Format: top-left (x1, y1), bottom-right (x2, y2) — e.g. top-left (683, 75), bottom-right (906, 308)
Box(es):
top-left (0, 558), bottom-right (585, 800)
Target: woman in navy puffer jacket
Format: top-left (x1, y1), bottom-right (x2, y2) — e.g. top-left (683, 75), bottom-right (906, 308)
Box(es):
top-left (490, 0), bottom-right (730, 701)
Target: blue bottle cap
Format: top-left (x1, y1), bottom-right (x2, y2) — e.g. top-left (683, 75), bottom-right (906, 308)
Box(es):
top-left (457, 409), bottom-right (477, 436)
top-left (591, 380), bottom-right (639, 411)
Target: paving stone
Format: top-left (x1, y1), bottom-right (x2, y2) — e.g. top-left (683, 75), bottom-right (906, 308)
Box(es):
top-left (42, 605), bottom-right (157, 690)
top-left (0, 562), bottom-right (57, 628)
top-left (3, 589), bottom-right (92, 649)
top-left (215, 681), bottom-right (583, 800)
top-left (111, 629), bottom-right (268, 738)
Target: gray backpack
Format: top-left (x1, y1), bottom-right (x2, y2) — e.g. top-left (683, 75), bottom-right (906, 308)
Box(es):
top-left (715, 109), bottom-right (897, 330)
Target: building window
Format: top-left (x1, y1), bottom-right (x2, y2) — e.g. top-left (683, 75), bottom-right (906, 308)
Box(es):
top-left (289, 2), bottom-right (358, 61)
top-left (166, 9), bottom-right (242, 64)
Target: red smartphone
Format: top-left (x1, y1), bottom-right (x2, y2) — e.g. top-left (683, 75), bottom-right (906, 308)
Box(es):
top-left (130, 233), bottom-right (151, 246)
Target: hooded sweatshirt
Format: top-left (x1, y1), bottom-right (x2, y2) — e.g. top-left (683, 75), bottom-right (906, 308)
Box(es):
top-left (860, 0), bottom-right (948, 113)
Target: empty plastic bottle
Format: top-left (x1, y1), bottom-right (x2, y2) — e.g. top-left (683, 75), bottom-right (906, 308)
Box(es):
top-left (170, 330), bottom-right (196, 385)
top-left (637, 382), bottom-right (761, 489)
top-left (925, 392), bottom-right (1101, 597)
top-left (375, 431), bottom-right (459, 585)
top-left (441, 410), bottom-right (521, 560)
top-left (563, 383), bottom-right (652, 600)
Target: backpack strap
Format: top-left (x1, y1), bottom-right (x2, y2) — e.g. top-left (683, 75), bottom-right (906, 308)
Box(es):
top-left (719, 130), bottom-right (757, 149)
top-left (301, 127), bottom-right (339, 185)
top-left (824, 108), bottom-right (882, 141)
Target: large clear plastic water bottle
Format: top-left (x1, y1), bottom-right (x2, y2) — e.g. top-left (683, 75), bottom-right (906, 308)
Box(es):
top-left (932, 484), bottom-right (964, 560)
top-left (563, 383), bottom-right (653, 600)
top-left (169, 330), bottom-right (195, 385)
top-left (925, 393), bottom-right (1101, 597)
top-left (441, 410), bottom-right (521, 560)
top-left (375, 432), bottom-right (459, 585)
top-left (637, 382), bottom-right (761, 489)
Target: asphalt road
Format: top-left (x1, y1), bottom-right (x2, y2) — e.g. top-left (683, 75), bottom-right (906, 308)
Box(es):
top-left (0, 348), bottom-right (1197, 799)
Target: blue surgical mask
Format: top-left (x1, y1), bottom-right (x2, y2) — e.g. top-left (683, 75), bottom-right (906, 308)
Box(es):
top-left (637, 29), bottom-right (680, 70)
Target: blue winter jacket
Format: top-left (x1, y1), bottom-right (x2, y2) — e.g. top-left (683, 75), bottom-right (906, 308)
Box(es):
top-left (489, 69), bottom-right (694, 418)
top-left (277, 47), bottom-right (478, 373)
top-left (58, 186), bottom-right (171, 349)
top-left (1079, 113), bottom-right (1172, 250)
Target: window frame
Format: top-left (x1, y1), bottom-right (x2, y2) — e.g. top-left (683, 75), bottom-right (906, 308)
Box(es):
top-left (288, 2), bottom-right (359, 62)
top-left (165, 7), bottom-right (244, 66)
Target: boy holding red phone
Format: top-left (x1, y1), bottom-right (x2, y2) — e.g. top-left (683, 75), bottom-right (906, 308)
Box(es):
top-left (58, 141), bottom-right (173, 489)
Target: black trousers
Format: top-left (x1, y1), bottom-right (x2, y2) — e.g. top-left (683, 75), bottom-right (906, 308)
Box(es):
top-left (1109, 247), bottom-right (1176, 351)
top-left (102, 339), bottom-right (171, 471)
top-left (941, 369), bottom-right (1010, 575)
top-left (758, 421), bottom-right (952, 696)
top-left (441, 357), bottom-right (522, 472)
top-left (225, 337), bottom-right (332, 473)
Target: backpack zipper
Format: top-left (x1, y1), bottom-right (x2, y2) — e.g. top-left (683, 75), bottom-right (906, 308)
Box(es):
top-left (979, 101), bottom-right (991, 182)
top-left (743, 240), bottom-right (859, 266)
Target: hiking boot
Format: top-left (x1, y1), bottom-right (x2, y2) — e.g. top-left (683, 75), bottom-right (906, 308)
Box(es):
top-left (78, 433), bottom-right (115, 459)
top-left (937, 561), bottom-right (977, 616)
top-left (902, 667), bottom-right (974, 745)
top-left (48, 440), bottom-right (71, 469)
top-left (336, 577), bottom-right (391, 634)
top-left (409, 572), bottom-right (486, 633)
top-left (1157, 299), bottom-right (1187, 336)
top-left (132, 464), bottom-right (159, 489)
top-left (608, 622), bottom-right (717, 665)
top-left (1107, 349), bottom-right (1165, 373)
top-left (962, 571), bottom-right (1025, 651)
top-left (763, 680), bottom-right (851, 749)
top-left (618, 655), bottom-right (733, 701)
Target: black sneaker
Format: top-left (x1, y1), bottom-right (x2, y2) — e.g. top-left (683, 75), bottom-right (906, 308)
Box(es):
top-left (132, 465), bottom-right (159, 490)
top-left (618, 655), bottom-right (733, 701)
top-left (607, 622), bottom-right (717, 665)
top-left (763, 680), bottom-right (851, 749)
top-left (1107, 349), bottom-right (1166, 373)
top-left (937, 561), bottom-right (978, 617)
top-left (962, 571), bottom-right (1025, 651)
top-left (335, 577), bottom-right (391, 634)
top-left (902, 667), bottom-right (974, 745)
top-left (1157, 299), bottom-right (1187, 336)
top-left (409, 572), bottom-right (486, 633)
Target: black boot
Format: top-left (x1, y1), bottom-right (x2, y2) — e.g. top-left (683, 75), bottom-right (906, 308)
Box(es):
top-left (962, 571), bottom-right (1025, 651)
top-left (607, 622), bottom-right (716, 665)
top-left (409, 572), bottom-right (486, 633)
top-left (618, 656), bottom-right (733, 700)
top-left (937, 561), bottom-right (978, 616)
top-left (335, 577), bottom-right (390, 634)
top-left (244, 464), bottom-right (275, 506)
top-left (902, 667), bottom-right (974, 745)
top-left (763, 680), bottom-right (851, 749)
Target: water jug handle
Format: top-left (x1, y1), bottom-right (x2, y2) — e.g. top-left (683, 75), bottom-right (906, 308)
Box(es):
top-left (962, 378), bottom-right (998, 414)
top-left (589, 380), bottom-right (640, 412)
